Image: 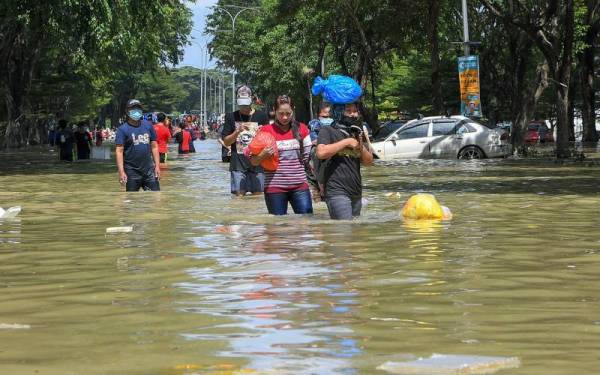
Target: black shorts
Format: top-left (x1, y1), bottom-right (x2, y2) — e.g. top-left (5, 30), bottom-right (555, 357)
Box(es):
top-left (125, 169), bottom-right (160, 192)
top-left (159, 153), bottom-right (167, 163)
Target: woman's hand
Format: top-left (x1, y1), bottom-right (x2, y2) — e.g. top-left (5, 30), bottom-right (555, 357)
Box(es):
top-left (259, 146), bottom-right (275, 158)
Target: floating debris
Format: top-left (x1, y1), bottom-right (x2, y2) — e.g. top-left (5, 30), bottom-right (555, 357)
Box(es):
top-left (106, 226), bottom-right (134, 234)
top-left (385, 192), bottom-right (402, 199)
top-left (0, 323), bottom-right (31, 330)
top-left (0, 206), bottom-right (21, 219)
top-left (378, 354), bottom-right (520, 374)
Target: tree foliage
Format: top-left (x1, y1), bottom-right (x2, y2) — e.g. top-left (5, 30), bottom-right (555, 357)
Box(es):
top-left (0, 0), bottom-right (193, 147)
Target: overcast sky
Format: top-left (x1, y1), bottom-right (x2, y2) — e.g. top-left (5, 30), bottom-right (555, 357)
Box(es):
top-left (179, 0), bottom-right (218, 68)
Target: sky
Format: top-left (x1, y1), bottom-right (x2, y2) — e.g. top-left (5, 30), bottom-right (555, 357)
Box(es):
top-left (179, 0), bottom-right (218, 69)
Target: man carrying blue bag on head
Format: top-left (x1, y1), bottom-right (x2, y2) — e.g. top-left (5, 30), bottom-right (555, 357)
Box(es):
top-left (313, 75), bottom-right (374, 220)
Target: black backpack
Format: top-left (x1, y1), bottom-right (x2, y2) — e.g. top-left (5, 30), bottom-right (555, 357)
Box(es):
top-left (310, 146), bottom-right (330, 185)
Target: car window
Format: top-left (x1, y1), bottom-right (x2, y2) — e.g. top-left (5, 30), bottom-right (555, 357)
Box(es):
top-left (396, 122), bottom-right (429, 140)
top-left (432, 121), bottom-right (458, 136)
top-left (374, 121), bottom-right (405, 141)
top-left (457, 123), bottom-right (476, 134)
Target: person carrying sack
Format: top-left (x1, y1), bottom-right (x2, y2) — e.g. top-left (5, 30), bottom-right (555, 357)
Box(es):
top-left (312, 76), bottom-right (373, 220)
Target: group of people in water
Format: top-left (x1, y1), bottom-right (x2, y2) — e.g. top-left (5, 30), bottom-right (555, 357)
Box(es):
top-left (115, 79), bottom-right (374, 220)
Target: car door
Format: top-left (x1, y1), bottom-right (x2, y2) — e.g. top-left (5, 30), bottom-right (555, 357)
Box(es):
top-left (383, 121), bottom-right (431, 159)
top-left (428, 120), bottom-right (460, 158)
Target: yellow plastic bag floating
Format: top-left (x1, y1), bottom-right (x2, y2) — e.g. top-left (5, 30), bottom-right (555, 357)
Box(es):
top-left (401, 194), bottom-right (452, 220)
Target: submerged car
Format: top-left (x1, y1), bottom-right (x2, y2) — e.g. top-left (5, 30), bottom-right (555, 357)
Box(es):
top-left (370, 116), bottom-right (511, 160)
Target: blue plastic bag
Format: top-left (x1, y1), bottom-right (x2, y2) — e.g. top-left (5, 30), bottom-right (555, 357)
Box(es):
top-left (311, 75), bottom-right (362, 104)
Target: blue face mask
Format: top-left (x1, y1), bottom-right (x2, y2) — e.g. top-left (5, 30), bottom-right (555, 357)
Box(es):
top-left (320, 118), bottom-right (334, 126)
top-left (128, 109), bottom-right (143, 121)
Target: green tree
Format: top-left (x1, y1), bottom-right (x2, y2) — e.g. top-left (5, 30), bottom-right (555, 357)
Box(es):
top-left (0, 1), bottom-right (193, 147)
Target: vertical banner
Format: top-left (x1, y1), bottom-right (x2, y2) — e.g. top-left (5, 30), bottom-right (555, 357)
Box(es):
top-left (458, 55), bottom-right (482, 117)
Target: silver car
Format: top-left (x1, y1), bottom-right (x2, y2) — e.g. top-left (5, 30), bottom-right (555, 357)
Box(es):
top-left (370, 116), bottom-right (511, 160)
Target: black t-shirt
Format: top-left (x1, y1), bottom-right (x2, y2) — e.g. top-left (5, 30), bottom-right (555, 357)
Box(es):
top-left (221, 110), bottom-right (269, 172)
top-left (317, 126), bottom-right (362, 198)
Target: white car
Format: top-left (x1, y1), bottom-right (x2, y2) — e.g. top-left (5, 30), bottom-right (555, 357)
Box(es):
top-left (370, 116), bottom-right (511, 160)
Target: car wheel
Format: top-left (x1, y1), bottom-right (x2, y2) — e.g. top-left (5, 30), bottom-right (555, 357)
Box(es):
top-left (458, 146), bottom-right (485, 159)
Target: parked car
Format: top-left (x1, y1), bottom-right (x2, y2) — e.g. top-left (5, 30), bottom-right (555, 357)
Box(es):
top-left (372, 120), bottom-right (407, 142)
top-left (525, 121), bottom-right (553, 143)
top-left (370, 116), bottom-right (511, 160)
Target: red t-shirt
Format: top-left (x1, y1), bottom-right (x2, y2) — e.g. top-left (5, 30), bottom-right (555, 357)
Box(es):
top-left (181, 130), bottom-right (191, 152)
top-left (153, 123), bottom-right (171, 154)
top-left (258, 122), bottom-right (312, 193)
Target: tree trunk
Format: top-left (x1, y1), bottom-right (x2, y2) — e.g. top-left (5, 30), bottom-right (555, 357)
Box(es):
top-left (579, 20), bottom-right (598, 142)
top-left (427, 0), bottom-right (443, 114)
top-left (553, 0), bottom-right (575, 159)
top-left (508, 31), bottom-right (535, 150)
top-left (555, 83), bottom-right (571, 158)
top-left (512, 62), bottom-right (549, 149)
top-left (568, 73), bottom-right (576, 142)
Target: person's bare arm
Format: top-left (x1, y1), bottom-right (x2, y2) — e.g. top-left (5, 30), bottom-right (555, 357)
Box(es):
top-left (223, 125), bottom-right (244, 146)
top-left (316, 138), bottom-right (357, 159)
top-left (116, 145), bottom-right (127, 184)
top-left (360, 140), bottom-right (374, 166)
top-left (151, 141), bottom-right (161, 178)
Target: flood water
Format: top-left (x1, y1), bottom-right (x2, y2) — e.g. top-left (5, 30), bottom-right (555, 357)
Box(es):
top-left (1, 140), bottom-right (600, 374)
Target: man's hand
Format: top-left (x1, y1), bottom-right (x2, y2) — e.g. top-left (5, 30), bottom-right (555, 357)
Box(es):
top-left (345, 138), bottom-right (359, 150)
top-left (154, 165), bottom-right (161, 180)
top-left (119, 171), bottom-right (127, 185)
top-left (235, 123), bottom-right (250, 134)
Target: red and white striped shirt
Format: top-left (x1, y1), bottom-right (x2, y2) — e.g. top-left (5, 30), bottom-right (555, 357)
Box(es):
top-left (258, 123), bottom-right (312, 193)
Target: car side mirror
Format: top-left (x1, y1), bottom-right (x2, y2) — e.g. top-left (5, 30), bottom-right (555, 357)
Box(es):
top-left (389, 134), bottom-right (399, 141)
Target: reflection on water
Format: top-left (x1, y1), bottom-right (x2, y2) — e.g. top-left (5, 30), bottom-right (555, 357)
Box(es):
top-left (1, 142), bottom-right (600, 374)
top-left (0, 218), bottom-right (21, 246)
top-left (178, 223), bottom-right (361, 374)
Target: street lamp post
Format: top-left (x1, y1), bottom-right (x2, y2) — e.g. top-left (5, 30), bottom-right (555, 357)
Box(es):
top-left (214, 5), bottom-right (260, 112)
top-left (461, 0), bottom-right (470, 56)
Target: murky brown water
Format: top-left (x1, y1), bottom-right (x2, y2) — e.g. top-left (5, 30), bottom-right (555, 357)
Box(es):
top-left (1, 141), bottom-right (600, 374)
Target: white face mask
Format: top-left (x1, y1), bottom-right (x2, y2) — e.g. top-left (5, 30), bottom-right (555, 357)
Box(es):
top-left (320, 118), bottom-right (334, 126)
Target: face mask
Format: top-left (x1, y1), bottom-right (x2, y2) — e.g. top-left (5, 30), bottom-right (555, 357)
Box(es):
top-left (340, 115), bottom-right (362, 127)
top-left (320, 118), bottom-right (334, 126)
top-left (128, 109), bottom-right (143, 121)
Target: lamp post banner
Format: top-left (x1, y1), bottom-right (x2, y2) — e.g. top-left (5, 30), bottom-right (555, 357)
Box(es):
top-left (458, 55), bottom-right (482, 118)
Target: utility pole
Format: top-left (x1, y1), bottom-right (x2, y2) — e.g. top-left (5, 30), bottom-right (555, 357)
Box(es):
top-left (214, 5), bottom-right (260, 112)
top-left (462, 0), bottom-right (470, 56)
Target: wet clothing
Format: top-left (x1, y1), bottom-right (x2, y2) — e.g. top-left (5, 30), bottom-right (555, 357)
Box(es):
top-left (175, 130), bottom-right (191, 154)
top-left (153, 123), bottom-right (171, 154)
top-left (264, 189), bottom-right (313, 215)
top-left (230, 170), bottom-right (264, 194)
top-left (115, 121), bottom-right (157, 174)
top-left (189, 128), bottom-right (196, 153)
top-left (258, 122), bottom-right (312, 194)
top-left (326, 195), bottom-right (362, 220)
top-left (125, 168), bottom-right (160, 192)
top-left (221, 150), bottom-right (231, 163)
top-left (317, 125), bottom-right (362, 198)
top-left (221, 110), bottom-right (269, 172)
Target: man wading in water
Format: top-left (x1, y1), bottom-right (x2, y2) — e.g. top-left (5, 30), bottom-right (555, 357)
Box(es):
top-left (115, 99), bottom-right (161, 191)
top-left (221, 85), bottom-right (269, 196)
